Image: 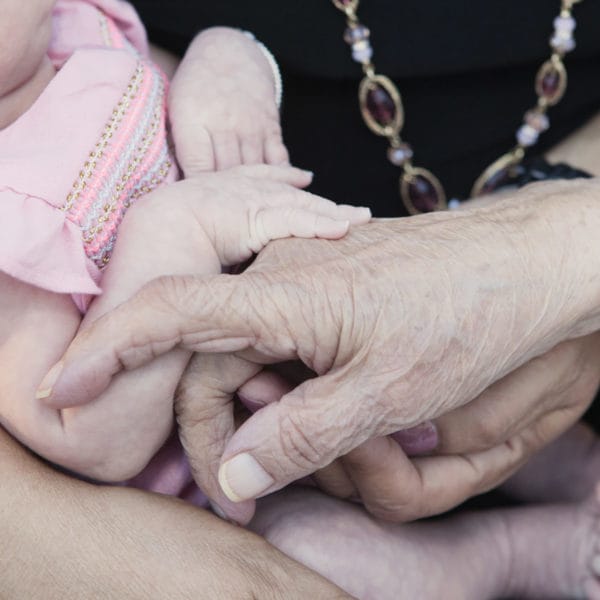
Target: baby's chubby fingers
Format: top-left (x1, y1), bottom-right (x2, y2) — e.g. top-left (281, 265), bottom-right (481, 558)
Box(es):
top-left (232, 163), bottom-right (314, 188)
top-left (255, 207), bottom-right (352, 241)
top-left (264, 131), bottom-right (290, 166)
top-left (268, 186), bottom-right (372, 226)
top-left (250, 195), bottom-right (372, 245)
top-left (240, 133), bottom-right (264, 166)
top-left (213, 131), bottom-right (242, 171)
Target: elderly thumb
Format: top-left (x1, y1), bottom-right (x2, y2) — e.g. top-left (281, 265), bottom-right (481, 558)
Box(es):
top-left (217, 375), bottom-right (365, 503)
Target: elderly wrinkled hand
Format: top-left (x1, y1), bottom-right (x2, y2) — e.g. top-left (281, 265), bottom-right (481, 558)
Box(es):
top-left (211, 330), bottom-right (600, 522)
top-left (35, 180), bottom-right (600, 522)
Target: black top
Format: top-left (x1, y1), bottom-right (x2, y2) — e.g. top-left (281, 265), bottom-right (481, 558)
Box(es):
top-left (131, 1), bottom-right (600, 216)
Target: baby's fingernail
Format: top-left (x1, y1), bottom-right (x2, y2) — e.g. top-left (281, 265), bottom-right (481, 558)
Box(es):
top-left (209, 501), bottom-right (230, 521)
top-left (218, 453), bottom-right (274, 503)
top-left (237, 393), bottom-right (266, 414)
top-left (302, 170), bottom-right (314, 179)
top-left (391, 421), bottom-right (439, 456)
top-left (35, 361), bottom-right (64, 400)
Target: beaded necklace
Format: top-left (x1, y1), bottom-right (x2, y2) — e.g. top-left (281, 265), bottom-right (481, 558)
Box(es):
top-left (331, 0), bottom-right (584, 214)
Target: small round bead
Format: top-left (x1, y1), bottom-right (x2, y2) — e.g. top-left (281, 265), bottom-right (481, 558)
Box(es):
top-left (516, 124), bottom-right (539, 147)
top-left (525, 110), bottom-right (550, 132)
top-left (551, 34), bottom-right (575, 53)
top-left (344, 24), bottom-right (370, 45)
top-left (554, 15), bottom-right (576, 33)
top-left (448, 198), bottom-right (461, 210)
top-left (387, 143), bottom-right (414, 166)
top-left (352, 40), bottom-right (373, 63)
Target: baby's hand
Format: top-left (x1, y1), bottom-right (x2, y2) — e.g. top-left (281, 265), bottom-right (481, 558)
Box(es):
top-left (170, 27), bottom-right (287, 177)
top-left (41, 165), bottom-right (370, 418)
top-left (174, 165), bottom-right (372, 267)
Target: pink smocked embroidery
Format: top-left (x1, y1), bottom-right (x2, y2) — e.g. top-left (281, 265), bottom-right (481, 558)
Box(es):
top-left (61, 13), bottom-right (173, 269)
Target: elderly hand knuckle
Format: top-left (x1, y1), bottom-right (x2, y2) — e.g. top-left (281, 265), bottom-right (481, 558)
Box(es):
top-left (278, 411), bottom-right (324, 470)
top-left (475, 418), bottom-right (502, 449)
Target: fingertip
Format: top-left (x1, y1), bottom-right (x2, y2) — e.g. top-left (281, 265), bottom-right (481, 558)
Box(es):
top-left (218, 453), bottom-right (275, 503)
top-left (315, 217), bottom-right (350, 239)
top-left (343, 206), bottom-right (372, 224)
top-left (391, 421), bottom-right (439, 456)
top-left (280, 166), bottom-right (314, 188)
top-left (209, 498), bottom-right (256, 526)
top-left (35, 360), bottom-right (64, 402)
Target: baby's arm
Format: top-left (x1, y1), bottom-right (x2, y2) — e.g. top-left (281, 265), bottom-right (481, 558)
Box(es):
top-left (170, 27), bottom-right (287, 177)
top-left (31, 167), bottom-right (369, 482)
top-left (0, 274), bottom-right (82, 464)
top-left (0, 197), bottom-right (216, 482)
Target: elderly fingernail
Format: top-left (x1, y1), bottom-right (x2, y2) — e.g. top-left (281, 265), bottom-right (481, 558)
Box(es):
top-left (391, 421), bottom-right (439, 456)
top-left (218, 453), bottom-right (274, 503)
top-left (35, 361), bottom-right (64, 401)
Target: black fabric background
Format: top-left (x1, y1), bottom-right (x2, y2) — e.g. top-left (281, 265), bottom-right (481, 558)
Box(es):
top-left (132, 0), bottom-right (600, 428)
top-left (132, 0), bottom-right (600, 216)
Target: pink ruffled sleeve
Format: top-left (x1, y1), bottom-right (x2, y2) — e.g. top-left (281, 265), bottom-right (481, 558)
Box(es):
top-left (0, 43), bottom-right (175, 313)
top-left (0, 188), bottom-right (101, 296)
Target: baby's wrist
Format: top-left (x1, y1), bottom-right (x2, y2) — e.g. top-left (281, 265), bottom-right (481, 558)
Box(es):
top-left (242, 31), bottom-right (283, 109)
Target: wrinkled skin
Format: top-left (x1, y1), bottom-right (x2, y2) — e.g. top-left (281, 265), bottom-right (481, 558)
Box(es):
top-left (42, 179), bottom-right (600, 523)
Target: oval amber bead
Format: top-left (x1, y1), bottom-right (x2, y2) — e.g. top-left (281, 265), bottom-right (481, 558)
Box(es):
top-left (366, 86), bottom-right (396, 127)
top-left (359, 75), bottom-right (403, 136)
top-left (535, 59), bottom-right (567, 106)
top-left (400, 168), bottom-right (446, 214)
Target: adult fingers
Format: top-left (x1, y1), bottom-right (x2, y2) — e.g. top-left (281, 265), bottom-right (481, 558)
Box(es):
top-left (390, 422), bottom-right (439, 456)
top-left (237, 369), bottom-right (295, 412)
top-left (37, 273), bottom-right (271, 408)
top-left (242, 371), bottom-right (439, 458)
top-left (239, 370), bottom-right (358, 499)
top-left (217, 373), bottom-right (380, 504)
top-left (175, 352), bottom-right (261, 524)
top-left (311, 461), bottom-right (357, 499)
top-left (433, 337), bottom-right (597, 455)
top-left (344, 404), bottom-right (580, 522)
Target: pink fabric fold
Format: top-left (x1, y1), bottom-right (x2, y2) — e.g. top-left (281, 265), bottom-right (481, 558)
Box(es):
top-left (0, 187), bottom-right (101, 295)
top-left (0, 0), bottom-right (174, 310)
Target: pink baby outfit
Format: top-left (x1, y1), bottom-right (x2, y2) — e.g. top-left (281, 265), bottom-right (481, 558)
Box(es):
top-left (0, 0), bottom-right (207, 507)
top-left (0, 0), bottom-right (177, 312)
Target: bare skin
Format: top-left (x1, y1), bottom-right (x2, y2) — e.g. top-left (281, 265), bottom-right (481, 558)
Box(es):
top-left (259, 420), bottom-right (600, 599)
top-left (0, 426), bottom-right (350, 600)
top-left (0, 4), bottom-right (370, 482)
top-left (252, 481), bottom-right (600, 600)
top-left (43, 178), bottom-right (600, 524)
top-left (1, 169), bottom-right (368, 481)
top-left (170, 27), bottom-right (289, 175)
